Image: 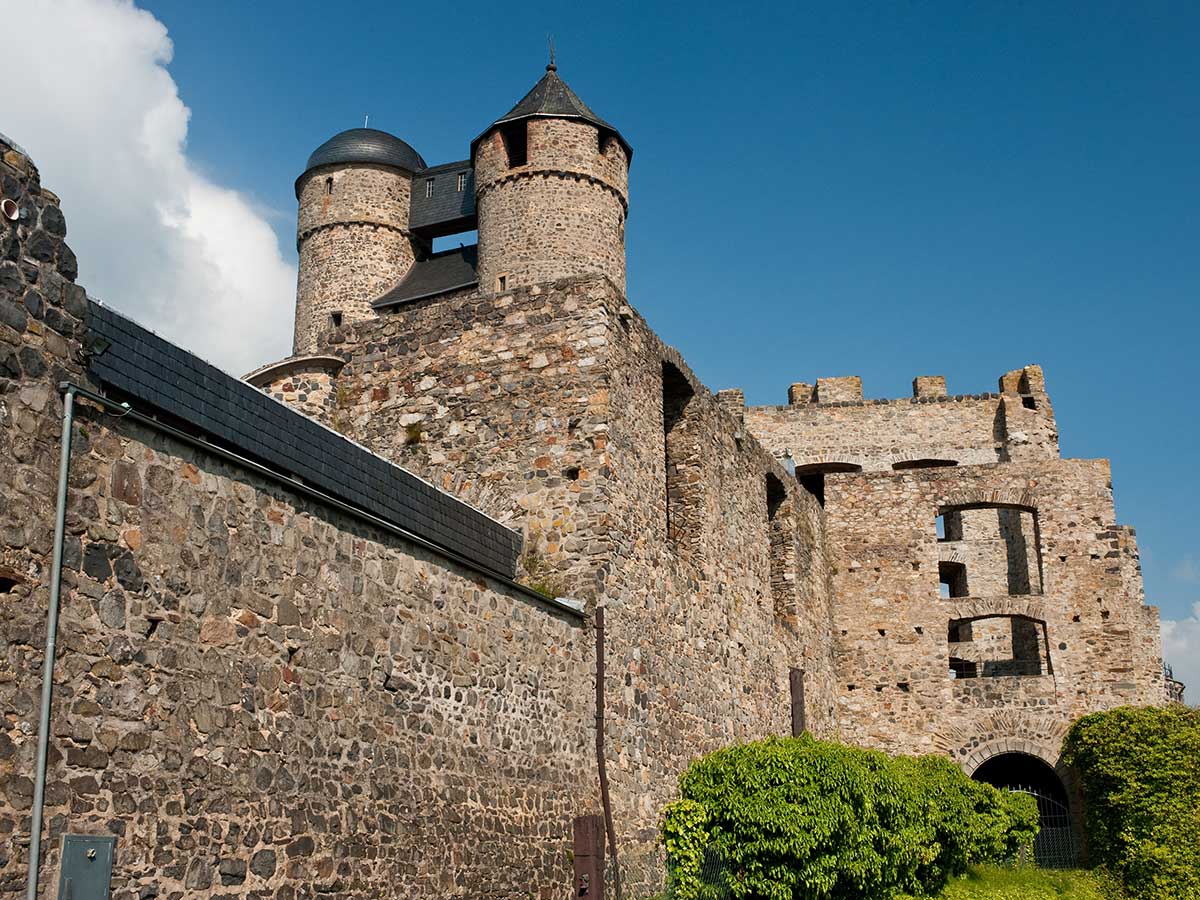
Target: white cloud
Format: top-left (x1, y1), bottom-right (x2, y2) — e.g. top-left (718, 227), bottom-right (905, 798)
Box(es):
top-left (1162, 601), bottom-right (1200, 707)
top-left (1170, 555), bottom-right (1200, 584)
top-left (0, 0), bottom-right (294, 375)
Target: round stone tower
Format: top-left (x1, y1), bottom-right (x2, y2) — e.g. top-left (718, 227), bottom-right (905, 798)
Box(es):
top-left (471, 64), bottom-right (631, 295)
top-left (293, 128), bottom-right (428, 354)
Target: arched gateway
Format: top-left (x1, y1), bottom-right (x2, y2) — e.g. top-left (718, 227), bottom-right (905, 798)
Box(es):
top-left (970, 751), bottom-right (1079, 867)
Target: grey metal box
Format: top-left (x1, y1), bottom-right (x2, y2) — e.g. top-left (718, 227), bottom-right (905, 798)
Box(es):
top-left (56, 834), bottom-right (116, 900)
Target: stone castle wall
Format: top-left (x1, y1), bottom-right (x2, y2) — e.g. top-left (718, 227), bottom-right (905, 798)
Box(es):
top-left (0, 144), bottom-right (595, 899)
top-left (744, 367), bottom-right (1059, 472)
top-left (318, 277), bottom-right (839, 895)
top-left (819, 459), bottom-right (1163, 764)
top-left (475, 119), bottom-right (628, 293)
top-left (294, 163), bottom-right (424, 354)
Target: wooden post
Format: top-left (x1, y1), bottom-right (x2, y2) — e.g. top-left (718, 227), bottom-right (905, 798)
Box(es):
top-left (573, 814), bottom-right (606, 897)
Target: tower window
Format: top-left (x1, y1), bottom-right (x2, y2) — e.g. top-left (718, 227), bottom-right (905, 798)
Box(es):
top-left (663, 362), bottom-right (698, 548)
top-left (456, 172), bottom-right (467, 192)
top-left (496, 274), bottom-right (508, 291)
top-left (499, 122), bottom-right (528, 168)
top-left (325, 176), bottom-right (333, 194)
top-left (330, 311), bottom-right (343, 328)
top-left (425, 179), bottom-right (435, 199)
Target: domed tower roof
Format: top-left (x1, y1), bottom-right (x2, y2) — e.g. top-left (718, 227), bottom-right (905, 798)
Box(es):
top-left (297, 128), bottom-right (426, 188)
top-left (471, 65), bottom-right (632, 161)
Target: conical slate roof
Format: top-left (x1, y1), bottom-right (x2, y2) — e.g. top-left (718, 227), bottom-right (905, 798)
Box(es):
top-left (472, 66), bottom-right (632, 160)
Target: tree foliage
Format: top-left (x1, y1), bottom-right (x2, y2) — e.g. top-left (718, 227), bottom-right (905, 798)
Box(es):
top-left (1061, 705), bottom-right (1200, 900)
top-left (659, 735), bottom-right (1038, 900)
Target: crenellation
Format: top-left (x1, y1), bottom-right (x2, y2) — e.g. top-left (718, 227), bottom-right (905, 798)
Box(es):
top-left (0, 63), bottom-right (1173, 898)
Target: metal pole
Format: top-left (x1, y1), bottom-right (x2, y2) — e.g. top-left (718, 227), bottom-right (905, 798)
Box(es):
top-left (26, 386), bottom-right (75, 900)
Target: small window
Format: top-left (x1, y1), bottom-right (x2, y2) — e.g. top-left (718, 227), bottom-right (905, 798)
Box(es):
top-left (425, 178), bottom-right (435, 199)
top-left (330, 311), bottom-right (343, 328)
top-left (1022, 395), bottom-right (1038, 410)
top-left (893, 459), bottom-right (958, 470)
top-left (325, 176), bottom-right (334, 194)
top-left (499, 122), bottom-right (528, 168)
top-left (939, 561), bottom-right (969, 598)
top-left (456, 172), bottom-right (467, 192)
top-left (793, 463), bottom-right (862, 507)
top-left (496, 274), bottom-right (508, 291)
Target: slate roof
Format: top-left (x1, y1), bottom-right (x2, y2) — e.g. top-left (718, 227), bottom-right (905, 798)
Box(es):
top-left (471, 66), bottom-right (632, 160)
top-left (409, 160), bottom-right (476, 237)
top-left (373, 245), bottom-right (479, 309)
top-left (298, 128), bottom-right (427, 191)
top-left (85, 300), bottom-right (522, 579)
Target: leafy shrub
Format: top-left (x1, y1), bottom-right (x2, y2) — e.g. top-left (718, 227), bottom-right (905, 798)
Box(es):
top-left (659, 735), bottom-right (1038, 900)
top-left (1062, 705), bottom-right (1200, 900)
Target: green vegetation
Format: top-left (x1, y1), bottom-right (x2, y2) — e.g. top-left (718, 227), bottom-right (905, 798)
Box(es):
top-left (658, 735), bottom-right (1037, 900)
top-left (1062, 705), bottom-right (1200, 900)
top-left (898, 864), bottom-right (1117, 900)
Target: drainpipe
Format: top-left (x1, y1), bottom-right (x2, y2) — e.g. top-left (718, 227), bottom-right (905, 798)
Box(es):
top-left (25, 385), bottom-right (76, 900)
top-left (595, 604), bottom-right (621, 900)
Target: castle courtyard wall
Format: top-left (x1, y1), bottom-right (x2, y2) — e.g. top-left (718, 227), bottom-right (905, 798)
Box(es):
top-left (323, 278), bottom-right (840, 895)
top-left (821, 459), bottom-right (1163, 764)
top-left (0, 147), bottom-right (594, 899)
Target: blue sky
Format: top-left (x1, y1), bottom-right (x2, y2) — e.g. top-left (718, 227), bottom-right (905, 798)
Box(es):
top-left (6, 2), bottom-right (1197, 668)
top-left (143, 1), bottom-right (1198, 625)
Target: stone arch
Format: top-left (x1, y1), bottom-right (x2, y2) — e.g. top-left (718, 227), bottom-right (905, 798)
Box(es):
top-left (937, 487), bottom-right (1039, 514)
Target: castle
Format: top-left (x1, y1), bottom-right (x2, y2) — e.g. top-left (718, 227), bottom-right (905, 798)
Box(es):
top-left (0, 63), bottom-right (1172, 898)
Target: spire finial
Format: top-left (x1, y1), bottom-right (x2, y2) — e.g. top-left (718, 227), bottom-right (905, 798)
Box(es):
top-left (547, 34), bottom-right (557, 71)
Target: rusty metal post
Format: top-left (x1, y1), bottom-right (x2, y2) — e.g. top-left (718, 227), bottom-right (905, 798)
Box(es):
top-left (573, 814), bottom-right (605, 898)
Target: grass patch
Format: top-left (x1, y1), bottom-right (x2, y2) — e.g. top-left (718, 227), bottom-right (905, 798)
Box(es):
top-left (900, 863), bottom-right (1122, 900)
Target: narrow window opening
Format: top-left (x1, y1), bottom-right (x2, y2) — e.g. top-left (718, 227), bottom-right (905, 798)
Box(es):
top-left (939, 561), bottom-right (969, 598)
top-left (893, 458), bottom-right (958, 470)
top-left (499, 122), bottom-right (527, 168)
top-left (766, 473), bottom-right (794, 618)
top-left (456, 172), bottom-right (467, 192)
top-left (330, 311), bottom-right (343, 329)
top-left (496, 274), bottom-right (508, 292)
top-left (564, 466), bottom-right (581, 481)
top-left (325, 176), bottom-right (334, 194)
top-left (793, 462), bottom-right (862, 507)
top-left (789, 668), bottom-right (807, 736)
top-left (425, 178), bottom-right (435, 199)
top-left (937, 510), bottom-right (964, 542)
top-left (663, 362), bottom-right (697, 546)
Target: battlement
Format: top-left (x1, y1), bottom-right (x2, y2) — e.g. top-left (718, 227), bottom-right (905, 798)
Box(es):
top-left (773, 366), bottom-right (1049, 409)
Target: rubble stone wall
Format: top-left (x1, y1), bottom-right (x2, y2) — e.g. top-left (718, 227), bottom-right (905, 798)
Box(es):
top-left (744, 366), bottom-right (1059, 472)
top-left (821, 459), bottom-right (1164, 765)
top-left (474, 119), bottom-right (627, 293)
top-left (294, 163), bottom-right (425, 354)
top-left (0, 142), bottom-right (594, 900)
top-left (319, 278), bottom-right (840, 896)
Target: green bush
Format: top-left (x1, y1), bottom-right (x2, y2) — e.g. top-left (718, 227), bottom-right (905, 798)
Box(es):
top-left (1062, 705), bottom-right (1200, 900)
top-left (659, 735), bottom-right (1038, 900)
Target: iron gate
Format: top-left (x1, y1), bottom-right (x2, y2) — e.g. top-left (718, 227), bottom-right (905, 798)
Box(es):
top-left (1010, 787), bottom-right (1078, 868)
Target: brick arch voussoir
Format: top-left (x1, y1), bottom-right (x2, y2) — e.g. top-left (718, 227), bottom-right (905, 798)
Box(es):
top-left (938, 486), bottom-right (1039, 514)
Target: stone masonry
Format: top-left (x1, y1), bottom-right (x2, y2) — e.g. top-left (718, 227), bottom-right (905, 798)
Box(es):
top-left (0, 59), bottom-right (1172, 899)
